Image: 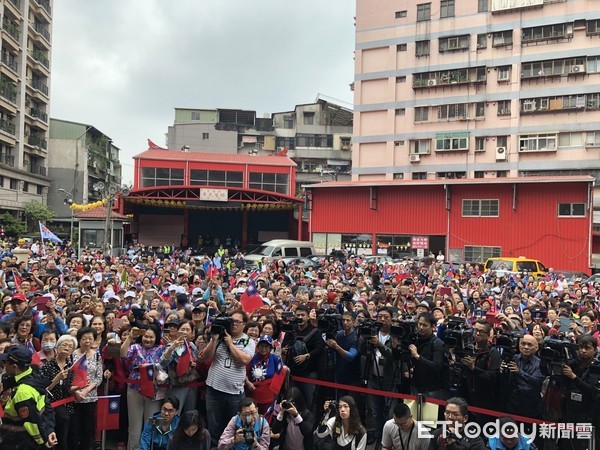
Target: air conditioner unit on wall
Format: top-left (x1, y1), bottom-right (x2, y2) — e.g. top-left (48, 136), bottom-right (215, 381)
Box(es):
top-left (495, 147), bottom-right (507, 161)
top-left (427, 79), bottom-right (437, 86)
top-left (571, 65), bottom-right (586, 74)
top-left (523, 101), bottom-right (536, 112)
top-left (409, 154), bottom-right (421, 162)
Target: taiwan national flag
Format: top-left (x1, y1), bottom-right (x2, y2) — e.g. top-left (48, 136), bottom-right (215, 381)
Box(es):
top-left (96, 395), bottom-right (120, 431)
top-left (269, 359), bottom-right (287, 396)
top-left (70, 354), bottom-right (88, 389)
top-left (139, 364), bottom-right (156, 399)
top-left (39, 222), bottom-right (63, 244)
top-left (240, 279), bottom-right (264, 314)
top-left (176, 341), bottom-right (191, 377)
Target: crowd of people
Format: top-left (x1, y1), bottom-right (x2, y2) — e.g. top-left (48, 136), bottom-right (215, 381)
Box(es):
top-left (0, 238), bottom-right (598, 450)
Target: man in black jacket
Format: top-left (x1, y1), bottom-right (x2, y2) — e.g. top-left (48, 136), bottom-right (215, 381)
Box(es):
top-left (459, 319), bottom-right (501, 416)
top-left (408, 312), bottom-right (448, 400)
top-left (284, 304), bottom-right (325, 406)
top-left (428, 397), bottom-right (485, 450)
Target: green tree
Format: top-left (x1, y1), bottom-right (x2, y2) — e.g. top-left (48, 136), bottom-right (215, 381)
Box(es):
top-left (1, 213), bottom-right (26, 237)
top-left (23, 201), bottom-right (55, 230)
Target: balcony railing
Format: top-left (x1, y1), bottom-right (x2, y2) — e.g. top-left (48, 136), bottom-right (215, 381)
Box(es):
top-left (0, 82), bottom-right (17, 103)
top-left (2, 18), bottom-right (20, 41)
top-left (0, 118), bottom-right (16, 135)
top-left (30, 165), bottom-right (46, 176)
top-left (34, 23), bottom-right (50, 42)
top-left (34, 0), bottom-right (51, 15)
top-left (31, 49), bottom-right (49, 69)
top-left (28, 135), bottom-right (47, 150)
top-left (7, 0), bottom-right (21, 11)
top-left (30, 108), bottom-right (48, 122)
top-left (0, 154), bottom-right (15, 167)
top-left (1, 53), bottom-right (18, 72)
top-left (31, 79), bottom-right (49, 96)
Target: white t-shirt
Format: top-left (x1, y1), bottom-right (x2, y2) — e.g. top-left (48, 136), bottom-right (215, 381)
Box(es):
top-left (381, 419), bottom-right (431, 450)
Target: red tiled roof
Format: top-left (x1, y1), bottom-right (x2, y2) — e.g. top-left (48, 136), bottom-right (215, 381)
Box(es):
top-left (73, 206), bottom-right (129, 220)
top-left (133, 145), bottom-right (296, 167)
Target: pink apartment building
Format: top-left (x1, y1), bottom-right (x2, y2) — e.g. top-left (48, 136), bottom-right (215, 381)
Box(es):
top-left (353, 0), bottom-right (600, 182)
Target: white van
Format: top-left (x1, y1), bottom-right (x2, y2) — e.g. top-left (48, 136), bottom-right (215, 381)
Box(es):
top-left (244, 239), bottom-right (315, 268)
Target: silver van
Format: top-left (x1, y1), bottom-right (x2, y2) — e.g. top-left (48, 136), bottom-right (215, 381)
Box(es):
top-left (244, 239), bottom-right (315, 268)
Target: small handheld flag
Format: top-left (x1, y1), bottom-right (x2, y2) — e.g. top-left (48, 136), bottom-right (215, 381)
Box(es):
top-left (39, 222), bottom-right (63, 244)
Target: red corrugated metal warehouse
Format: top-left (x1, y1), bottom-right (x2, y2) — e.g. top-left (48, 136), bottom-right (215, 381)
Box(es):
top-left (306, 176), bottom-right (594, 272)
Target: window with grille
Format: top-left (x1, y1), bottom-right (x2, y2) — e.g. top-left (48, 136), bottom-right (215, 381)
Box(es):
top-left (558, 203), bottom-right (585, 217)
top-left (462, 199), bottom-right (499, 217)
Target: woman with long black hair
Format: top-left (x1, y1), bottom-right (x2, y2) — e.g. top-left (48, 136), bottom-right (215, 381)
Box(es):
top-left (166, 410), bottom-right (210, 450)
top-left (316, 395), bottom-right (367, 450)
top-left (271, 386), bottom-right (314, 450)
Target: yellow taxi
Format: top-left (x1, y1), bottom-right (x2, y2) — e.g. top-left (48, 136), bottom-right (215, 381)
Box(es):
top-left (484, 257), bottom-right (548, 278)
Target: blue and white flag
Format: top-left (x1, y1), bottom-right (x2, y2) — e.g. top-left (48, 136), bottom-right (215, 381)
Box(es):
top-left (39, 222), bottom-right (63, 244)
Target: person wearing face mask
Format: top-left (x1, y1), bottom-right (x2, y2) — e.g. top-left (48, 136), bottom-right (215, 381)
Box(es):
top-left (40, 334), bottom-right (78, 450)
top-left (381, 402), bottom-right (430, 450)
top-left (37, 329), bottom-right (57, 366)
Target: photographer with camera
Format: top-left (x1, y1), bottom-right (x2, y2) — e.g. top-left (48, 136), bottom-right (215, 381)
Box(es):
top-left (408, 312), bottom-right (447, 400)
top-left (316, 396), bottom-right (367, 450)
top-left (501, 334), bottom-right (545, 419)
top-left (428, 397), bottom-right (485, 450)
top-left (271, 387), bottom-right (314, 450)
top-left (283, 304), bottom-right (325, 407)
top-left (201, 309), bottom-right (255, 448)
top-left (326, 311), bottom-right (361, 387)
top-left (218, 397), bottom-right (270, 450)
top-left (381, 402), bottom-right (430, 450)
top-left (140, 397), bottom-right (181, 450)
top-left (458, 319), bottom-right (501, 414)
top-left (359, 306), bottom-right (396, 445)
top-left (560, 334), bottom-right (600, 447)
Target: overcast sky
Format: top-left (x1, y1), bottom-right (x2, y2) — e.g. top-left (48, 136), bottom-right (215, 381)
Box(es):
top-left (51, 0), bottom-right (356, 184)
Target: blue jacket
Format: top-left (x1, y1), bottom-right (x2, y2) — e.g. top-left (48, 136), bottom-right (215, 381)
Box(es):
top-left (140, 412), bottom-right (180, 450)
top-left (487, 435), bottom-right (532, 449)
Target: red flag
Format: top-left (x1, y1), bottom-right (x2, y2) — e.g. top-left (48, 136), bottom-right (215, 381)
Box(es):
top-left (240, 279), bottom-right (264, 314)
top-left (139, 364), bottom-right (156, 399)
top-left (96, 395), bottom-right (120, 431)
top-left (269, 360), bottom-right (286, 395)
top-left (70, 354), bottom-right (88, 389)
top-left (31, 351), bottom-right (41, 367)
top-left (176, 341), bottom-right (191, 377)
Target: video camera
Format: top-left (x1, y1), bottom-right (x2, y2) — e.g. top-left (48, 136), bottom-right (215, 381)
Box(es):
top-left (357, 318), bottom-right (382, 337)
top-left (539, 335), bottom-right (579, 376)
top-left (317, 309), bottom-right (342, 339)
top-left (211, 315), bottom-right (233, 338)
top-left (240, 415), bottom-right (255, 446)
top-left (390, 317), bottom-right (418, 353)
top-left (496, 330), bottom-right (524, 370)
top-left (279, 312), bottom-right (302, 333)
top-left (444, 317), bottom-right (474, 358)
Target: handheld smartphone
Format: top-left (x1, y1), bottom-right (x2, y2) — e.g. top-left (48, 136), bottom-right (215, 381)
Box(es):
top-left (132, 328), bottom-right (145, 337)
top-left (439, 287), bottom-right (452, 297)
top-left (112, 317), bottom-right (125, 332)
top-left (207, 308), bottom-right (218, 318)
top-left (485, 312), bottom-right (500, 325)
top-left (257, 307), bottom-right (271, 316)
top-left (37, 295), bottom-right (51, 313)
top-left (132, 308), bottom-right (145, 320)
top-left (559, 317), bottom-right (574, 333)
top-left (307, 301), bottom-right (318, 310)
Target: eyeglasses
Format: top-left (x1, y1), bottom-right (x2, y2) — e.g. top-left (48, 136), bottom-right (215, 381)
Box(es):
top-left (232, 320), bottom-right (243, 325)
top-left (161, 407), bottom-right (176, 414)
top-left (473, 329), bottom-right (489, 335)
top-left (444, 410), bottom-right (462, 418)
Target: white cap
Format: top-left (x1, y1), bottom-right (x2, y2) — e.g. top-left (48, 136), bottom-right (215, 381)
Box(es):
top-left (192, 287), bottom-right (203, 296)
top-left (80, 276), bottom-right (91, 282)
top-left (124, 291), bottom-right (136, 299)
top-left (103, 289), bottom-right (116, 300)
top-left (168, 284), bottom-right (178, 292)
top-left (93, 273), bottom-right (103, 283)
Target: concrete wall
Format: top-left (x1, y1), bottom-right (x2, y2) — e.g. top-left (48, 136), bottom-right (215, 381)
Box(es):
top-left (166, 123), bottom-right (238, 153)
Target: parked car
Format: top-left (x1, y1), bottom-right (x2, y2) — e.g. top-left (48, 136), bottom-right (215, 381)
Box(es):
top-left (279, 257), bottom-right (321, 270)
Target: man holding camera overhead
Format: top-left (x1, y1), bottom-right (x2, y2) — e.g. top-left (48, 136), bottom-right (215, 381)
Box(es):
top-left (201, 309), bottom-right (255, 448)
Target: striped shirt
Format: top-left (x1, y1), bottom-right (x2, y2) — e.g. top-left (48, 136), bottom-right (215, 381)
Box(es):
top-left (206, 334), bottom-right (255, 395)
